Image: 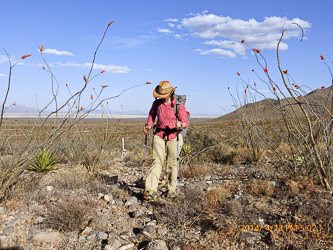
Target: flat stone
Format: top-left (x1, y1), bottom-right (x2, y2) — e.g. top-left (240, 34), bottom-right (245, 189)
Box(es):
top-left (98, 193), bottom-right (104, 199)
top-left (81, 227), bottom-right (92, 236)
top-left (125, 196), bottom-right (137, 204)
top-left (128, 204), bottom-right (140, 210)
top-left (146, 240), bottom-right (168, 250)
top-left (108, 237), bottom-right (121, 249)
top-left (47, 186), bottom-right (54, 191)
top-left (33, 232), bottom-right (64, 243)
top-left (91, 215), bottom-right (108, 230)
top-left (143, 225), bottom-right (155, 234)
top-left (129, 211), bottom-right (139, 218)
top-left (120, 231), bottom-right (131, 239)
top-left (3, 226), bottom-right (14, 236)
top-left (87, 233), bottom-right (97, 241)
top-left (158, 227), bottom-right (168, 236)
top-left (97, 231), bottom-right (108, 240)
top-left (78, 235), bottom-right (86, 242)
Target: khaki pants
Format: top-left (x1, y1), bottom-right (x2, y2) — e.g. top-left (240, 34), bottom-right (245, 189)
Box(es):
top-left (145, 134), bottom-right (183, 192)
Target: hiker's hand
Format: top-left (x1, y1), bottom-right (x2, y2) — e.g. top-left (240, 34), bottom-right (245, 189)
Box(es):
top-left (176, 121), bottom-right (182, 129)
top-left (143, 125), bottom-right (151, 134)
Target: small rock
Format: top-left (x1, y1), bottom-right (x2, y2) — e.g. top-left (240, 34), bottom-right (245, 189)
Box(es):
top-left (81, 227), bottom-right (92, 236)
top-left (46, 186), bottom-right (54, 191)
top-left (93, 246), bottom-right (102, 250)
top-left (125, 196), bottom-right (137, 204)
top-left (143, 225), bottom-right (155, 234)
top-left (98, 193), bottom-right (104, 199)
top-left (119, 243), bottom-right (135, 250)
top-left (97, 231), bottom-right (108, 240)
top-left (65, 231), bottom-right (76, 237)
top-left (158, 227), bottom-right (168, 236)
top-left (78, 235), bottom-right (86, 242)
top-left (108, 237), bottom-right (121, 249)
top-left (128, 204), bottom-right (139, 210)
top-left (120, 231), bottom-right (131, 240)
top-left (146, 240), bottom-right (168, 250)
top-left (91, 215), bottom-right (108, 230)
top-left (87, 233), bottom-right (97, 241)
top-left (3, 226), bottom-right (14, 236)
top-left (104, 194), bottom-right (112, 202)
top-left (104, 246), bottom-right (114, 250)
top-left (33, 232), bottom-right (64, 243)
top-left (27, 225), bottom-right (39, 239)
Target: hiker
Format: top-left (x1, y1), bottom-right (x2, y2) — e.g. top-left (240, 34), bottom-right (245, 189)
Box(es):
top-left (143, 81), bottom-right (189, 200)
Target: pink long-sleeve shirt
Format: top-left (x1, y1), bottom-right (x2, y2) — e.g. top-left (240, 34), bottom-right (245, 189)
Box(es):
top-left (147, 98), bottom-right (189, 141)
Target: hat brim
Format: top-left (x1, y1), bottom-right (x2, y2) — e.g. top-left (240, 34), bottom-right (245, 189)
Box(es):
top-left (153, 86), bottom-right (177, 99)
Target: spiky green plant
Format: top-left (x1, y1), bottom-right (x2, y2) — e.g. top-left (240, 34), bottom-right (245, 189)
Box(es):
top-left (27, 149), bottom-right (59, 173)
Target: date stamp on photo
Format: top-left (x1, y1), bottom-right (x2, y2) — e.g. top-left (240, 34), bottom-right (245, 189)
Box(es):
top-left (241, 224), bottom-right (317, 232)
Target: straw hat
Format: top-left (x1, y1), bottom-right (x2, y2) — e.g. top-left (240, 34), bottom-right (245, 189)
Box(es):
top-left (153, 81), bottom-right (177, 99)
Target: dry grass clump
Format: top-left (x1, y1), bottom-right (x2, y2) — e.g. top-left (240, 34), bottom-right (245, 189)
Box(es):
top-left (205, 185), bottom-right (233, 208)
top-left (154, 187), bottom-right (207, 229)
top-left (179, 166), bottom-right (212, 179)
top-left (245, 179), bottom-right (275, 197)
top-left (211, 144), bottom-right (238, 165)
top-left (43, 192), bottom-right (97, 232)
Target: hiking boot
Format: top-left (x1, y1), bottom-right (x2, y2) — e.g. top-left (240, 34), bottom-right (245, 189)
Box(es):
top-left (145, 190), bottom-right (157, 200)
top-left (167, 190), bottom-right (176, 198)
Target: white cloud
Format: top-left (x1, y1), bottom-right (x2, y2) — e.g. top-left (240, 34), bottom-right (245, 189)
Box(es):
top-left (181, 14), bottom-right (310, 49)
top-left (0, 73), bottom-right (7, 77)
top-left (165, 18), bottom-right (179, 22)
top-left (195, 48), bottom-right (236, 58)
top-left (157, 28), bottom-right (174, 34)
top-left (0, 55), bottom-right (8, 64)
top-left (55, 62), bottom-right (130, 74)
top-left (186, 12), bottom-right (195, 16)
top-left (202, 10), bottom-right (208, 14)
top-left (174, 34), bottom-right (188, 40)
top-left (43, 49), bottom-right (73, 56)
top-left (168, 23), bottom-right (175, 28)
top-left (203, 40), bottom-right (246, 55)
top-left (173, 14), bottom-right (311, 58)
top-left (146, 69), bottom-right (153, 71)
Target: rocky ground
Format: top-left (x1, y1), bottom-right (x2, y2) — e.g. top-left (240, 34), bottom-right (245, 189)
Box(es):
top-left (0, 158), bottom-right (333, 250)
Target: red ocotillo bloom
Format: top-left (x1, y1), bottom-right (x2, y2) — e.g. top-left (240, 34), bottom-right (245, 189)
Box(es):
top-left (237, 72), bottom-right (240, 76)
top-left (80, 107), bottom-right (84, 110)
top-left (102, 85), bottom-right (109, 88)
top-left (320, 55), bottom-right (324, 60)
top-left (264, 67), bottom-right (268, 73)
top-left (146, 82), bottom-right (151, 84)
top-left (273, 87), bottom-right (276, 91)
top-left (101, 70), bottom-right (105, 73)
top-left (253, 48), bottom-right (260, 53)
top-left (83, 75), bottom-right (87, 82)
top-left (91, 94), bottom-right (93, 100)
top-left (108, 20), bottom-right (115, 26)
top-left (43, 66), bottom-right (45, 69)
top-left (66, 83), bottom-right (68, 87)
top-left (283, 69), bottom-right (288, 74)
top-left (39, 44), bottom-right (44, 52)
top-left (21, 54), bottom-right (31, 59)
top-left (321, 86), bottom-right (325, 89)
top-left (241, 39), bottom-right (245, 43)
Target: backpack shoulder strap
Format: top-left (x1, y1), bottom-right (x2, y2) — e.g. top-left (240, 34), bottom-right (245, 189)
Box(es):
top-left (154, 99), bottom-right (161, 116)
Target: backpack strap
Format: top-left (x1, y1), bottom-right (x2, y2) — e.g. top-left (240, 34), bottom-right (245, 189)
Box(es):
top-left (154, 99), bottom-right (161, 116)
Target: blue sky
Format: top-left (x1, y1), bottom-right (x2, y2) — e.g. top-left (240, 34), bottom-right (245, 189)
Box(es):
top-left (0, 0), bottom-right (332, 116)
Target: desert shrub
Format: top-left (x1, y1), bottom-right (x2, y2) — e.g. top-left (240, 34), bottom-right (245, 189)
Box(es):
top-left (179, 166), bottom-right (211, 179)
top-left (205, 185), bottom-right (233, 208)
top-left (245, 179), bottom-right (275, 197)
top-left (154, 186), bottom-right (207, 229)
top-left (185, 130), bottom-right (218, 153)
top-left (44, 193), bottom-right (97, 232)
top-left (212, 144), bottom-right (237, 164)
top-left (27, 149), bottom-right (59, 173)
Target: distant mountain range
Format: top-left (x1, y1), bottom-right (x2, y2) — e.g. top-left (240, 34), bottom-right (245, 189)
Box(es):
top-left (2, 105), bottom-right (218, 117)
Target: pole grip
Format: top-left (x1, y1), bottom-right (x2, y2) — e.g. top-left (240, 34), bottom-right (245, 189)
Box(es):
top-left (144, 123), bottom-right (148, 145)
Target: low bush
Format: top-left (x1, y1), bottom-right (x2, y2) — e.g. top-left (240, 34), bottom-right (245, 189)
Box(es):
top-left (43, 193), bottom-right (97, 232)
top-left (27, 149), bottom-right (59, 173)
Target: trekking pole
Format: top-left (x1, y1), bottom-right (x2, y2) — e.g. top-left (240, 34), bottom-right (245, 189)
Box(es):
top-left (176, 119), bottom-right (180, 195)
top-left (142, 124), bottom-right (148, 195)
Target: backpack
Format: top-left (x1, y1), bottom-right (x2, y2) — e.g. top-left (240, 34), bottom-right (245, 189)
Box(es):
top-left (154, 94), bottom-right (190, 138)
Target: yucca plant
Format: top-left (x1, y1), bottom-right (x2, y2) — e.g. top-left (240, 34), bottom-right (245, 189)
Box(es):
top-left (27, 149), bottom-right (59, 173)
